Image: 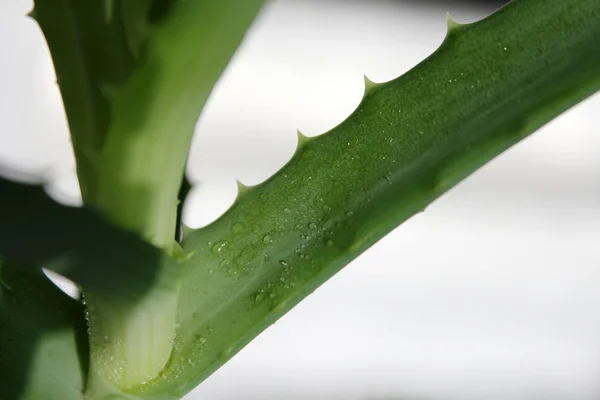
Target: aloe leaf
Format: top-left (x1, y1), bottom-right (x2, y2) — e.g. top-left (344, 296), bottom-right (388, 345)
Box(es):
top-left (0, 266), bottom-right (88, 400)
top-left (132, 0), bottom-right (600, 397)
top-left (32, 0), bottom-right (141, 202)
top-left (0, 176), bottom-right (163, 301)
top-left (32, 0), bottom-right (182, 204)
top-left (34, 2), bottom-right (264, 391)
top-left (94, 0), bottom-right (265, 251)
top-left (34, 0), bottom-right (265, 251)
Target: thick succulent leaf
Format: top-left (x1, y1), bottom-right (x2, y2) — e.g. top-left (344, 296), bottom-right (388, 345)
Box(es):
top-left (32, 0), bottom-right (140, 202)
top-left (0, 176), bottom-right (164, 301)
top-left (135, 0), bottom-right (600, 396)
top-left (35, 0), bottom-right (265, 251)
top-left (32, 0), bottom-right (180, 203)
top-left (94, 0), bottom-right (265, 250)
top-left (31, 1), bottom-right (265, 393)
top-left (0, 266), bottom-right (88, 400)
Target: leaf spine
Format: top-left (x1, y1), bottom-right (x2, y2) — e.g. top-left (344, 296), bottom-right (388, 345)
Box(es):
top-left (235, 179), bottom-right (252, 197)
top-left (363, 75), bottom-right (379, 96)
top-left (446, 12), bottom-right (463, 33)
top-left (296, 129), bottom-right (311, 148)
top-left (26, 7), bottom-right (37, 20)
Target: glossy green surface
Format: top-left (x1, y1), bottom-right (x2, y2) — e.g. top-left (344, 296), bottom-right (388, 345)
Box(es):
top-left (34, 0), bottom-right (265, 250)
top-left (140, 0), bottom-right (600, 397)
top-left (3, 0), bottom-right (600, 398)
top-left (31, 0), bottom-right (265, 396)
top-left (95, 0), bottom-right (265, 250)
top-left (0, 267), bottom-right (88, 400)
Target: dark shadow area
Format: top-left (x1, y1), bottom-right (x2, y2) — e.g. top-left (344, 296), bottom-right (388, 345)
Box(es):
top-left (0, 174), bottom-right (164, 302)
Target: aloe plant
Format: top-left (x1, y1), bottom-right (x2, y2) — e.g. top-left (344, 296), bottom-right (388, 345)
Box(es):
top-left (1, 0), bottom-right (599, 399)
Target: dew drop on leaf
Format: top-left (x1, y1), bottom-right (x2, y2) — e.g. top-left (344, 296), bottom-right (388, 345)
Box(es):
top-left (231, 222), bottom-right (246, 234)
top-left (211, 240), bottom-right (228, 255)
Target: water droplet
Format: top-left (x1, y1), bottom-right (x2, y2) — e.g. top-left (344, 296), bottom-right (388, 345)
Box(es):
top-left (308, 222), bottom-right (317, 229)
top-left (346, 211), bottom-right (354, 217)
top-left (283, 207), bottom-right (290, 213)
top-left (279, 260), bottom-right (288, 267)
top-left (212, 240), bottom-right (228, 256)
top-left (209, 269), bottom-right (214, 274)
top-left (220, 260), bottom-right (231, 268)
top-left (326, 239), bottom-right (334, 247)
top-left (385, 172), bottom-right (393, 184)
top-left (232, 222), bottom-right (246, 234)
top-left (262, 235), bottom-right (272, 244)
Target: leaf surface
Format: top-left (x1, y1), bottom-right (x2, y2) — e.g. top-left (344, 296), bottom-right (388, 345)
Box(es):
top-left (138, 0), bottom-right (600, 396)
top-left (0, 266), bottom-right (88, 400)
top-left (0, 176), bottom-right (163, 301)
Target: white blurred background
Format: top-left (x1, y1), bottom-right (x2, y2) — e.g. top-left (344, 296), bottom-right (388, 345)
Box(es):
top-left (2, 0), bottom-right (600, 399)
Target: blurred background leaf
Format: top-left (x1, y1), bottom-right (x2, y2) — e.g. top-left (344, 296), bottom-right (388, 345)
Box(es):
top-left (0, 266), bottom-right (88, 400)
top-left (0, 176), bottom-right (163, 301)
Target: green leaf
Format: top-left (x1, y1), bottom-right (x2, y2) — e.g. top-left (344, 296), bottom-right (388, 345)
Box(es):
top-left (33, 1), bottom-right (265, 392)
top-left (136, 0), bottom-right (600, 396)
top-left (0, 176), bottom-right (164, 301)
top-left (94, 0), bottom-right (265, 251)
top-left (34, 0), bottom-right (265, 252)
top-left (0, 266), bottom-right (88, 400)
top-left (32, 0), bottom-right (183, 204)
top-left (32, 0), bottom-right (140, 202)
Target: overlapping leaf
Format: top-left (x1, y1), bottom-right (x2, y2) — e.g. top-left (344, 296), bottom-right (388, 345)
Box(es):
top-left (0, 176), bottom-right (163, 300)
top-left (137, 0), bottom-right (600, 396)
